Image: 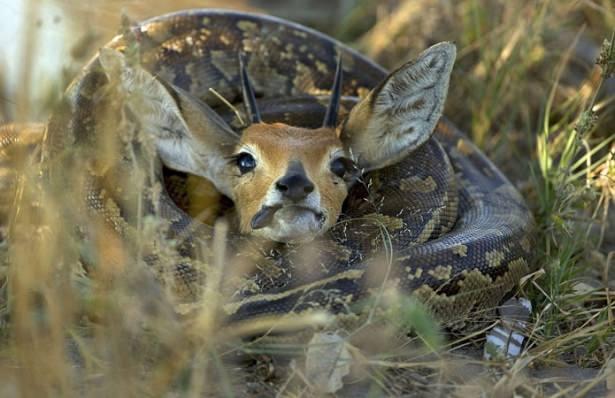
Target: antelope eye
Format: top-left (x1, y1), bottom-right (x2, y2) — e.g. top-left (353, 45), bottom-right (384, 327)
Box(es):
top-left (236, 152), bottom-right (256, 174)
top-left (330, 157), bottom-right (354, 178)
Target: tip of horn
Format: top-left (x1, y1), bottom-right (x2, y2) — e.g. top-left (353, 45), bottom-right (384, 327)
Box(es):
top-left (239, 53), bottom-right (262, 124)
top-left (323, 56), bottom-right (343, 128)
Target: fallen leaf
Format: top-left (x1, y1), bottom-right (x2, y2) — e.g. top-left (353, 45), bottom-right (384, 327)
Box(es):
top-left (305, 332), bottom-right (352, 394)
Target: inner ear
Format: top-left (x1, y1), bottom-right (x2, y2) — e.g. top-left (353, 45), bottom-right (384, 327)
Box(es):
top-left (99, 47), bottom-right (239, 197)
top-left (340, 42), bottom-right (456, 171)
top-left (159, 83), bottom-right (241, 197)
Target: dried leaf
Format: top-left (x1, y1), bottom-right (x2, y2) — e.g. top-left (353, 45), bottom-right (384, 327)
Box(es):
top-left (305, 332), bottom-right (351, 394)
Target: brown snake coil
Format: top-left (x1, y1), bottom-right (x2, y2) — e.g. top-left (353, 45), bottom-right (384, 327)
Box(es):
top-left (1, 10), bottom-right (534, 330)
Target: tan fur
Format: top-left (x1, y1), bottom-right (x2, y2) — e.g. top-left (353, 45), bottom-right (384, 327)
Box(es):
top-left (98, 44), bottom-right (455, 242)
top-left (231, 123), bottom-right (348, 237)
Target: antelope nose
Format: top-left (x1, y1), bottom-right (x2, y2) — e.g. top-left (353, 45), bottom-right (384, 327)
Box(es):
top-left (276, 174), bottom-right (314, 202)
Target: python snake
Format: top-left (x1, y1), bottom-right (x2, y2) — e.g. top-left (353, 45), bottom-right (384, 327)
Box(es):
top-left (1, 10), bottom-right (534, 330)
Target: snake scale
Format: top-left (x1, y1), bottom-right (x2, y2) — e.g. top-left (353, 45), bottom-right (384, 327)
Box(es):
top-left (1, 10), bottom-right (534, 331)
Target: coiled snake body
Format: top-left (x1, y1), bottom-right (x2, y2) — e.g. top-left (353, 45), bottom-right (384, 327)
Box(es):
top-left (2, 10), bottom-right (534, 329)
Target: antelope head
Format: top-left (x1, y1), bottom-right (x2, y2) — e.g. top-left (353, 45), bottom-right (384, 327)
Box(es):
top-left (99, 43), bottom-right (456, 243)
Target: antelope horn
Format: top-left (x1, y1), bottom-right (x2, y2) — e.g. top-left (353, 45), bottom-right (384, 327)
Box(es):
top-left (239, 53), bottom-right (262, 124)
top-left (323, 56), bottom-right (343, 128)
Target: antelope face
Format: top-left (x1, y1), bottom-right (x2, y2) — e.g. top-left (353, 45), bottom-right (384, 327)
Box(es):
top-left (100, 42), bottom-right (456, 243)
top-left (230, 123), bottom-right (355, 242)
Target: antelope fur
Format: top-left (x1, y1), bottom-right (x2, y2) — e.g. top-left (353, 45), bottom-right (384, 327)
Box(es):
top-left (99, 42), bottom-right (456, 243)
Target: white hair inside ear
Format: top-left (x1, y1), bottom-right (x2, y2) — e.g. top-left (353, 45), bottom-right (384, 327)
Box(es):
top-left (98, 47), bottom-right (239, 197)
top-left (340, 42), bottom-right (456, 171)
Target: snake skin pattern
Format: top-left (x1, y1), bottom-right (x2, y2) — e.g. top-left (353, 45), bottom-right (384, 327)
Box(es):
top-left (2, 10), bottom-right (534, 330)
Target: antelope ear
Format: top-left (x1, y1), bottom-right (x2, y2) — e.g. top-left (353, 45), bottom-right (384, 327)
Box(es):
top-left (99, 48), bottom-right (239, 197)
top-left (340, 42), bottom-right (456, 171)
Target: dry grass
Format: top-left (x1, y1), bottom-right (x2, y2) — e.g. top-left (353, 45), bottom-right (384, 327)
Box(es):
top-left (0, 0), bottom-right (614, 396)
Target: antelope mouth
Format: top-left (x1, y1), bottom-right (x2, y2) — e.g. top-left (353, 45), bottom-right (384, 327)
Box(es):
top-left (250, 204), bottom-right (326, 242)
top-left (251, 205), bottom-right (325, 230)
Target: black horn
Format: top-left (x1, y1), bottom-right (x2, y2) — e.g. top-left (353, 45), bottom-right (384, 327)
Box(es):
top-left (239, 53), bottom-right (262, 124)
top-left (323, 56), bottom-right (343, 128)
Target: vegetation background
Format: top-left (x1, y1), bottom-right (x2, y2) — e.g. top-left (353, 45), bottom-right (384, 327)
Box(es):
top-left (0, 0), bottom-right (613, 396)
